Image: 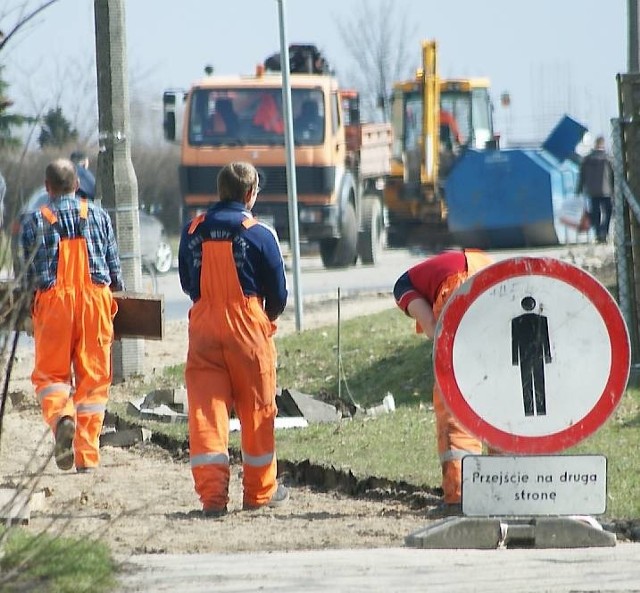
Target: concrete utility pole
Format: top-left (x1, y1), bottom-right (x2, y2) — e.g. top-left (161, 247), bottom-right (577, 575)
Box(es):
top-left (94, 0), bottom-right (144, 380)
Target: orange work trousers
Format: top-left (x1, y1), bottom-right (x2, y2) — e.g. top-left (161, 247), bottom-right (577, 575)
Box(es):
top-left (32, 203), bottom-right (116, 469)
top-left (185, 234), bottom-right (278, 511)
top-left (432, 250), bottom-right (493, 503)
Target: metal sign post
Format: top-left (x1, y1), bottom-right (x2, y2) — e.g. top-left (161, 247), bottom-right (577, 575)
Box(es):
top-left (276, 0), bottom-right (303, 331)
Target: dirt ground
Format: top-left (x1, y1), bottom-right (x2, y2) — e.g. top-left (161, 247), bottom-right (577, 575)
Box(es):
top-left (2, 293), bottom-right (436, 555)
top-left (0, 248), bottom-right (625, 555)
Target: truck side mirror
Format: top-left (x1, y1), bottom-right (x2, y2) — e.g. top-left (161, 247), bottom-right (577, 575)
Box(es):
top-left (163, 91), bottom-right (184, 143)
top-left (349, 104), bottom-right (360, 126)
top-left (164, 112), bottom-right (176, 142)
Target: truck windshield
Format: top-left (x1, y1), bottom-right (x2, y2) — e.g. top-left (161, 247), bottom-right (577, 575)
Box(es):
top-left (188, 87), bottom-right (325, 146)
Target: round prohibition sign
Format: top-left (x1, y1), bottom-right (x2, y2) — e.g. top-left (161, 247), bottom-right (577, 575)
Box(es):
top-left (433, 257), bottom-right (630, 454)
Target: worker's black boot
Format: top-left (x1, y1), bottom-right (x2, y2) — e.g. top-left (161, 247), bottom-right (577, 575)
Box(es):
top-left (54, 416), bottom-right (75, 471)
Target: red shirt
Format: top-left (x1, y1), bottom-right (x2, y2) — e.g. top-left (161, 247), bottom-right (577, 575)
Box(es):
top-left (394, 250), bottom-right (467, 312)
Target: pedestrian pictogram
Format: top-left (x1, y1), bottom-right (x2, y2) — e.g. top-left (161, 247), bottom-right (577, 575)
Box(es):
top-left (433, 257), bottom-right (630, 454)
top-left (511, 295), bottom-right (552, 417)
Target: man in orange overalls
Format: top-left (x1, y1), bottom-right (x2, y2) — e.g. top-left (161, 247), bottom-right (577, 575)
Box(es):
top-left (178, 161), bottom-right (288, 517)
top-left (21, 158), bottom-right (123, 472)
top-left (394, 248), bottom-right (493, 518)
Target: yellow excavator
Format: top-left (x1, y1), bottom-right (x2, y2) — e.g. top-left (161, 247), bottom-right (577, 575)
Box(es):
top-left (384, 40), bottom-right (495, 246)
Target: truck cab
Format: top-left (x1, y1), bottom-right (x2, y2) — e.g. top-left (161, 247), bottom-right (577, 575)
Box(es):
top-left (164, 45), bottom-right (391, 268)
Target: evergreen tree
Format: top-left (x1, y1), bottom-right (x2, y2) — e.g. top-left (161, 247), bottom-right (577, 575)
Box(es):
top-left (38, 106), bottom-right (78, 148)
top-left (0, 64), bottom-right (30, 149)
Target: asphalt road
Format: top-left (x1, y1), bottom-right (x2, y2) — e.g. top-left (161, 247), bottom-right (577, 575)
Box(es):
top-left (158, 243), bottom-right (613, 322)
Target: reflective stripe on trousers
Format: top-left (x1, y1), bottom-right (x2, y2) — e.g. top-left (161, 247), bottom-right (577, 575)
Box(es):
top-left (185, 236), bottom-right (278, 510)
top-left (32, 201), bottom-right (116, 469)
top-left (431, 250), bottom-right (493, 503)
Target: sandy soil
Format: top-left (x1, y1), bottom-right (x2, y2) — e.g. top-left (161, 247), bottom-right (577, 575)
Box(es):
top-left (0, 247), bottom-right (623, 555)
top-left (2, 293), bottom-right (431, 555)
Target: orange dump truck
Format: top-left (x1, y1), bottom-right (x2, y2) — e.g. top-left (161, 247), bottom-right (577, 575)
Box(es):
top-left (163, 45), bottom-right (392, 268)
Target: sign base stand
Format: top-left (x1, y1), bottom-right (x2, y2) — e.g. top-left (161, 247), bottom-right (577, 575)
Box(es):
top-left (405, 516), bottom-right (616, 549)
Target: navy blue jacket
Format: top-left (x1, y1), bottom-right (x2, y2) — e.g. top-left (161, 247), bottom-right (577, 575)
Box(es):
top-left (178, 201), bottom-right (288, 321)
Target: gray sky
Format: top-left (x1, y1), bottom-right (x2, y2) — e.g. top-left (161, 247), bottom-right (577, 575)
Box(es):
top-left (2, 0), bottom-right (627, 144)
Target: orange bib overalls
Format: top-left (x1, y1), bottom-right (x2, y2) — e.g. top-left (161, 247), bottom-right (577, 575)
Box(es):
top-left (185, 217), bottom-right (278, 511)
top-left (32, 201), bottom-right (117, 469)
top-left (432, 249), bottom-right (493, 503)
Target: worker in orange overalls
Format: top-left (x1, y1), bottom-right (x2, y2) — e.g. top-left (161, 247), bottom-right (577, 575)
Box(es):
top-left (20, 158), bottom-right (123, 472)
top-left (394, 248), bottom-right (493, 518)
top-left (253, 92), bottom-right (284, 134)
top-left (178, 161), bottom-right (288, 517)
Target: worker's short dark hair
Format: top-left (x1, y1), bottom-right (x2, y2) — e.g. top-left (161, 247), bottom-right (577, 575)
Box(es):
top-left (217, 162), bottom-right (258, 203)
top-left (70, 150), bottom-right (87, 164)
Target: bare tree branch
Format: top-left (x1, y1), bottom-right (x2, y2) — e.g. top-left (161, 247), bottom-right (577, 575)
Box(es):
top-left (336, 0), bottom-right (418, 120)
top-left (0, 0), bottom-right (61, 53)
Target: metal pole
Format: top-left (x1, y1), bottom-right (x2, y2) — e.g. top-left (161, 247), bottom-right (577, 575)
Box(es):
top-left (276, 0), bottom-right (303, 331)
top-left (337, 287), bottom-right (341, 403)
top-left (611, 119), bottom-right (634, 344)
top-left (629, 0), bottom-right (640, 72)
top-left (621, 2), bottom-right (640, 364)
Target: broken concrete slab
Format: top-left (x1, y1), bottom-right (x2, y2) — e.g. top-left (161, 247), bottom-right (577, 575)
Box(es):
top-left (0, 488), bottom-right (42, 525)
top-left (143, 388), bottom-right (188, 413)
top-left (140, 404), bottom-right (187, 424)
top-left (100, 427), bottom-right (152, 448)
top-left (405, 516), bottom-right (616, 549)
top-left (28, 490), bottom-right (46, 513)
top-left (278, 388), bottom-right (341, 423)
top-left (228, 417), bottom-right (308, 432)
top-left (126, 397), bottom-right (146, 418)
top-left (8, 390), bottom-right (27, 409)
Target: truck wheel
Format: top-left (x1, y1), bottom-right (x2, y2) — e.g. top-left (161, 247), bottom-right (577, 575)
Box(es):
top-left (357, 196), bottom-right (385, 265)
top-left (319, 202), bottom-right (358, 268)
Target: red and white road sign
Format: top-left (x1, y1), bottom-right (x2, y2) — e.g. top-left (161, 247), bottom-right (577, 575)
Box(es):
top-left (433, 257), bottom-right (630, 454)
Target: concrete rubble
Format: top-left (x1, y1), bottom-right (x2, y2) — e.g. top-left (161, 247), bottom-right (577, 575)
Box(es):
top-left (0, 488), bottom-right (45, 525)
top-left (108, 386), bottom-right (343, 444)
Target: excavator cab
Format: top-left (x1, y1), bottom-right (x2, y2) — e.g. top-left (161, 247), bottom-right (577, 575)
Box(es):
top-left (440, 81), bottom-right (494, 151)
top-left (384, 39), bottom-right (495, 246)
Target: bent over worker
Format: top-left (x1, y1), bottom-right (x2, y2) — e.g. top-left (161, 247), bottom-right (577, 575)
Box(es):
top-left (21, 158), bottom-right (123, 472)
top-left (393, 248), bottom-right (493, 518)
top-left (178, 161), bottom-right (289, 517)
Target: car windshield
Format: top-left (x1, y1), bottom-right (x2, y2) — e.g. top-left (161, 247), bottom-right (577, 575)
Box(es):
top-left (188, 87), bottom-right (325, 147)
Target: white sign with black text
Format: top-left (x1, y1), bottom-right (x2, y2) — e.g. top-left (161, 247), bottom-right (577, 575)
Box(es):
top-left (462, 455), bottom-right (607, 517)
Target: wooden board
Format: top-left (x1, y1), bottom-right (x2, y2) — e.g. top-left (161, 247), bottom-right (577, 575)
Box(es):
top-left (112, 291), bottom-right (164, 340)
top-left (0, 282), bottom-right (164, 341)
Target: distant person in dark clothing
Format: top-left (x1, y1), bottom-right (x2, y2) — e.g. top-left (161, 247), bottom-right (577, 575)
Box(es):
top-left (577, 135), bottom-right (614, 243)
top-left (70, 150), bottom-right (96, 200)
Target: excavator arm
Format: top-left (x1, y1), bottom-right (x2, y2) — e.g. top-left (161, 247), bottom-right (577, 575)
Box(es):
top-left (421, 40), bottom-right (440, 188)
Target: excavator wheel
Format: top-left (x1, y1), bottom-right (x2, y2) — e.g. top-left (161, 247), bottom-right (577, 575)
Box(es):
top-left (357, 196), bottom-right (386, 265)
top-left (319, 202), bottom-right (358, 268)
